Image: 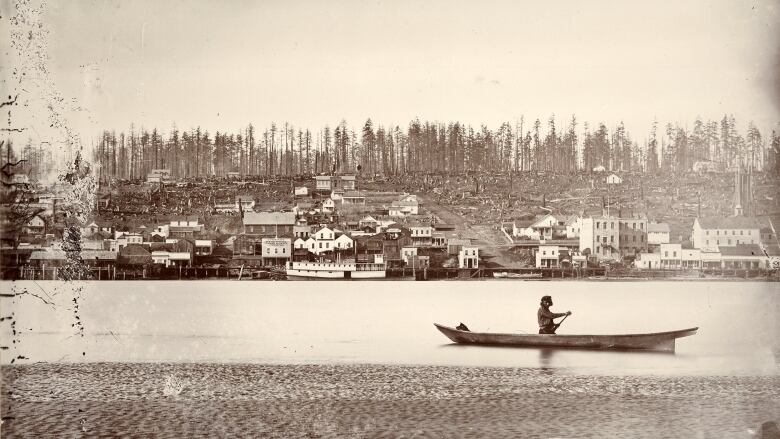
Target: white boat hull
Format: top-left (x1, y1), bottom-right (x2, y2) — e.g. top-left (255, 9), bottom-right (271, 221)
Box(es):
top-left (285, 261), bottom-right (386, 280)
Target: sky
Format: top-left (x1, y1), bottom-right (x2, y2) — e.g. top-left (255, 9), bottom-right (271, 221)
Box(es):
top-left (4, 0), bottom-right (780, 148)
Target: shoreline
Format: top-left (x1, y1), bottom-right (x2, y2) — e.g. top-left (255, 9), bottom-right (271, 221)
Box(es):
top-left (2, 276), bottom-right (779, 282)
top-left (2, 362), bottom-right (778, 438)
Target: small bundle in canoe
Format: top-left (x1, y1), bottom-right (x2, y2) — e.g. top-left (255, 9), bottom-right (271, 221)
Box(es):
top-left (434, 323), bottom-right (698, 353)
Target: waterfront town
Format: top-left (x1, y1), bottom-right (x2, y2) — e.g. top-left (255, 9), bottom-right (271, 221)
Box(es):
top-left (2, 163), bottom-right (779, 280)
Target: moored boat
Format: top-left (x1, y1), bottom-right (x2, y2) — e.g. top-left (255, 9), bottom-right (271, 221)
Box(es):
top-left (285, 261), bottom-right (386, 279)
top-left (434, 323), bottom-right (698, 352)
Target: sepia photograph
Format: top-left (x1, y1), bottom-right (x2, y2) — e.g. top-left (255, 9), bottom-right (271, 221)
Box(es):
top-left (1, 0), bottom-right (779, 437)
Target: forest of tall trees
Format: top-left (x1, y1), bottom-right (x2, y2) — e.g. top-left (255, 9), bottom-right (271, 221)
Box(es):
top-left (84, 115), bottom-right (780, 181)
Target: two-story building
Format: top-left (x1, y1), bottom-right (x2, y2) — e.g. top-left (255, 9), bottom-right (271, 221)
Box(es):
top-left (243, 212), bottom-right (296, 237)
top-left (660, 243), bottom-right (682, 269)
top-left (410, 225), bottom-right (433, 246)
top-left (458, 246), bottom-right (479, 268)
top-left (294, 226), bottom-right (352, 256)
top-left (536, 244), bottom-right (562, 268)
top-left (169, 217), bottom-right (203, 238)
top-left (691, 217), bottom-right (761, 251)
top-left (261, 237), bottom-right (292, 266)
top-left (647, 222), bottom-right (670, 246)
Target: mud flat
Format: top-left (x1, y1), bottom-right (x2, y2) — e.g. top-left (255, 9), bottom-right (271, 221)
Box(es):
top-left (1, 363), bottom-right (778, 438)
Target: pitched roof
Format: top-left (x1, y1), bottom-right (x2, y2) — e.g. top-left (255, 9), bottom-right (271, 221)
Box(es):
top-left (697, 217), bottom-right (761, 230)
top-left (718, 244), bottom-right (765, 257)
top-left (648, 223), bottom-right (670, 233)
top-left (243, 211), bottom-right (296, 226)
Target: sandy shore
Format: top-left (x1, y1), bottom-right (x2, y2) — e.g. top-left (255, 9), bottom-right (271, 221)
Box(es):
top-left (1, 363), bottom-right (778, 438)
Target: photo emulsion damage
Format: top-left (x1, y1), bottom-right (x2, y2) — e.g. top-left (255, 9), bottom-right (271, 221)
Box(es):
top-left (1, 0), bottom-right (779, 437)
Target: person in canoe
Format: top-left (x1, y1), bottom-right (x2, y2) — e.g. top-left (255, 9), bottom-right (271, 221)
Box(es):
top-left (538, 295), bottom-right (571, 334)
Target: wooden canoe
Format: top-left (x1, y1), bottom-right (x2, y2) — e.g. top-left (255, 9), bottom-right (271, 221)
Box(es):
top-left (434, 323), bottom-right (698, 353)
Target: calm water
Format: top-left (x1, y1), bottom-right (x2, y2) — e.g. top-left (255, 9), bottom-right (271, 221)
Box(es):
top-left (1, 280), bottom-right (778, 376)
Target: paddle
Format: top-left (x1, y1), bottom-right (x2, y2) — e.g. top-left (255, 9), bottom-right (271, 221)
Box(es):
top-left (553, 313), bottom-right (570, 332)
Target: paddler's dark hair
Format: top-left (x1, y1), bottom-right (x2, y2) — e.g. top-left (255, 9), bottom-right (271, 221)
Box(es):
top-left (540, 295), bottom-right (552, 306)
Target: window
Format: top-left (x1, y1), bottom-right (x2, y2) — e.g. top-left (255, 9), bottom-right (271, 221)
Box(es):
top-left (717, 240), bottom-right (720, 245)
top-left (274, 248), bottom-right (278, 254)
top-left (706, 231), bottom-right (709, 236)
top-left (610, 222), bottom-right (614, 229)
top-left (319, 242), bottom-right (322, 249)
top-left (596, 222), bottom-right (600, 229)
top-left (603, 237), bottom-right (607, 243)
top-left (632, 223), bottom-right (636, 229)
top-left (665, 251), bottom-right (668, 257)
top-left (632, 236), bottom-right (636, 242)
top-left (596, 235), bottom-right (600, 242)
top-left (706, 240), bottom-right (709, 246)
top-left (610, 236), bottom-right (614, 243)
top-left (673, 251), bottom-right (677, 257)
top-left (552, 250), bottom-right (556, 255)
top-left (740, 230), bottom-right (743, 235)
top-left (728, 239), bottom-right (731, 245)
top-left (732, 231), bottom-right (735, 235)
top-left (542, 251), bottom-right (546, 255)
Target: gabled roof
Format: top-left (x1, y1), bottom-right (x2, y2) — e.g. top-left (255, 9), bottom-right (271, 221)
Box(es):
top-left (243, 211), bottom-right (296, 226)
top-left (697, 217), bottom-right (761, 230)
top-left (530, 214), bottom-right (556, 228)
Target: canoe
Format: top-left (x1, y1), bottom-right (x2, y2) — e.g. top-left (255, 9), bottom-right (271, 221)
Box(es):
top-left (434, 323), bottom-right (698, 353)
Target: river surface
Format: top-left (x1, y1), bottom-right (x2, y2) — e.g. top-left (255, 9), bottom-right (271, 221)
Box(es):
top-left (1, 280), bottom-right (778, 376)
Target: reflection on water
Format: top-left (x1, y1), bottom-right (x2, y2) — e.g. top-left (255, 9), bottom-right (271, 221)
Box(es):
top-left (0, 280), bottom-right (777, 376)
top-left (539, 349), bottom-right (554, 373)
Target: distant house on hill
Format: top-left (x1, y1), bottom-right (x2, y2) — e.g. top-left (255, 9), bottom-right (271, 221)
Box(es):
top-left (592, 165), bottom-right (606, 172)
top-left (294, 186), bottom-right (309, 197)
top-left (235, 195), bottom-right (256, 212)
top-left (146, 169), bottom-right (172, 184)
top-left (341, 191), bottom-right (366, 205)
top-left (692, 161), bottom-right (722, 173)
top-left (606, 174), bottom-right (622, 185)
top-left (389, 195), bottom-right (419, 217)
